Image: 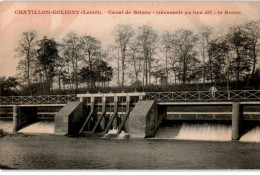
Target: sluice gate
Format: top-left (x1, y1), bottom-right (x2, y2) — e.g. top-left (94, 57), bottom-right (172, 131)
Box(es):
top-left (77, 93), bottom-right (145, 137)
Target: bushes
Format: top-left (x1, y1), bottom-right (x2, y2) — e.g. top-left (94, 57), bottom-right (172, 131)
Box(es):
top-left (5, 80), bottom-right (260, 96)
top-left (19, 82), bottom-right (51, 95)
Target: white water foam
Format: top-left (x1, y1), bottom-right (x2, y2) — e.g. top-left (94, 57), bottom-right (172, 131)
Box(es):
top-left (240, 126), bottom-right (260, 142)
top-left (175, 123), bottom-right (232, 141)
top-left (156, 123), bottom-right (232, 141)
top-left (103, 129), bottom-right (119, 138)
top-left (106, 129), bottom-right (118, 134)
top-left (0, 120), bottom-right (13, 133)
top-left (118, 131), bottom-right (129, 139)
top-left (18, 121), bottom-right (54, 134)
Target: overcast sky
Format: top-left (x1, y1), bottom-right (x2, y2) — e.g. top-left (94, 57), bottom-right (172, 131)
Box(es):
top-left (1, 1), bottom-right (260, 77)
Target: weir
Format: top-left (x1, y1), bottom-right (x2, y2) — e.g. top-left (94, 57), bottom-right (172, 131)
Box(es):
top-left (155, 102), bottom-right (260, 141)
top-left (1, 91), bottom-right (260, 141)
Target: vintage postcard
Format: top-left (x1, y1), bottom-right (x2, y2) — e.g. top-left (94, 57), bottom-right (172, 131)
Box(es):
top-left (1, 1), bottom-right (260, 170)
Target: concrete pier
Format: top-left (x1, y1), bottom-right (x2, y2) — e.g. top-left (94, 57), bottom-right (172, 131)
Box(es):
top-left (112, 98), bottom-right (118, 129)
top-left (232, 102), bottom-right (241, 140)
top-left (55, 101), bottom-right (86, 135)
top-left (124, 95), bottom-right (131, 133)
top-left (100, 96), bottom-right (106, 131)
top-left (13, 105), bottom-right (19, 132)
top-left (129, 100), bottom-right (166, 138)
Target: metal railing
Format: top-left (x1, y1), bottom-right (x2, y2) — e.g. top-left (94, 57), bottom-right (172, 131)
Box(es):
top-left (145, 90), bottom-right (260, 101)
top-left (1, 90), bottom-right (260, 105)
top-left (0, 95), bottom-right (78, 105)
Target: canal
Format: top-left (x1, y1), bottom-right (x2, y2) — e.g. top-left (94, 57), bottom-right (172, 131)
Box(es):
top-left (1, 134), bottom-right (260, 169)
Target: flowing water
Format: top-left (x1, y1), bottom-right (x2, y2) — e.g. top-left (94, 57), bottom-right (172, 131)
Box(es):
top-left (0, 120), bottom-right (13, 133)
top-left (18, 121), bottom-right (54, 134)
top-left (156, 122), bottom-right (232, 141)
top-left (240, 126), bottom-right (260, 142)
top-left (155, 121), bottom-right (233, 141)
top-left (175, 123), bottom-right (232, 141)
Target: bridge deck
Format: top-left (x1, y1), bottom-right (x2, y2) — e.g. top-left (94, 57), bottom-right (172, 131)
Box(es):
top-left (1, 90), bottom-right (260, 106)
top-left (157, 101), bottom-right (260, 105)
top-left (0, 104), bottom-right (66, 107)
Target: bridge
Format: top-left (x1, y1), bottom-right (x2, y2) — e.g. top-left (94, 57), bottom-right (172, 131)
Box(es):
top-left (0, 90), bottom-right (260, 140)
top-left (0, 95), bottom-right (78, 106)
top-left (1, 90), bottom-right (260, 105)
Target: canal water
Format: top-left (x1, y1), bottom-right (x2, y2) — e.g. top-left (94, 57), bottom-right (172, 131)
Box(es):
top-left (1, 134), bottom-right (260, 169)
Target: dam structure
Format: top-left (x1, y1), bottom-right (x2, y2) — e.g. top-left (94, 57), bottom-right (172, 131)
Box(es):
top-left (1, 90), bottom-right (260, 141)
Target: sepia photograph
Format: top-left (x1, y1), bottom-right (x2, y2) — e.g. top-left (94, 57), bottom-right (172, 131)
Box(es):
top-left (1, 1), bottom-right (260, 170)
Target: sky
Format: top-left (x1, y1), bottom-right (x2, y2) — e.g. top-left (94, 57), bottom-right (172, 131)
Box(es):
top-left (1, 1), bottom-right (260, 77)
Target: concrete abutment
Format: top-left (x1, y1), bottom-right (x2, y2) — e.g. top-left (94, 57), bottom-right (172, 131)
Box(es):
top-left (54, 101), bottom-right (87, 135)
top-left (128, 100), bottom-right (166, 138)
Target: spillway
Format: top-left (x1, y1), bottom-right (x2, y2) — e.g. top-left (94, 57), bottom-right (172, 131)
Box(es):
top-left (240, 121), bottom-right (260, 142)
top-left (174, 123), bottom-right (232, 141)
top-left (155, 120), bottom-right (232, 141)
top-left (18, 121), bottom-right (54, 134)
top-left (240, 126), bottom-right (260, 142)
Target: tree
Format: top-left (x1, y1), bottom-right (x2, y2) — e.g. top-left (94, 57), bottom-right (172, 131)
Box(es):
top-left (106, 44), bottom-right (120, 86)
top-left (36, 36), bottom-right (59, 90)
top-left (128, 39), bottom-right (142, 84)
top-left (160, 31), bottom-right (172, 85)
top-left (137, 25), bottom-right (158, 86)
top-left (80, 66), bottom-right (96, 88)
top-left (243, 21), bottom-right (260, 79)
top-left (61, 32), bottom-right (83, 91)
top-left (96, 60), bottom-right (113, 88)
top-left (0, 76), bottom-right (19, 96)
top-left (168, 52), bottom-right (179, 84)
top-left (198, 26), bottom-right (213, 84)
top-left (15, 31), bottom-right (37, 86)
top-left (227, 26), bottom-right (252, 84)
top-left (55, 55), bottom-right (67, 90)
top-left (172, 29), bottom-right (199, 84)
top-left (80, 60), bottom-right (113, 88)
top-left (80, 35), bottom-right (102, 88)
top-left (208, 39), bottom-right (229, 84)
top-left (113, 24), bottom-right (134, 86)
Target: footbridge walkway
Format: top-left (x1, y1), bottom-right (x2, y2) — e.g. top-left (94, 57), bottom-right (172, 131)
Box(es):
top-left (1, 90), bottom-right (260, 105)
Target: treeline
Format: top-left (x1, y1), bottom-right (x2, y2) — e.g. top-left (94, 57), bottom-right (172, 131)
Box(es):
top-left (109, 21), bottom-right (260, 89)
top-left (15, 32), bottom-right (113, 94)
top-left (10, 20), bottom-right (260, 94)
